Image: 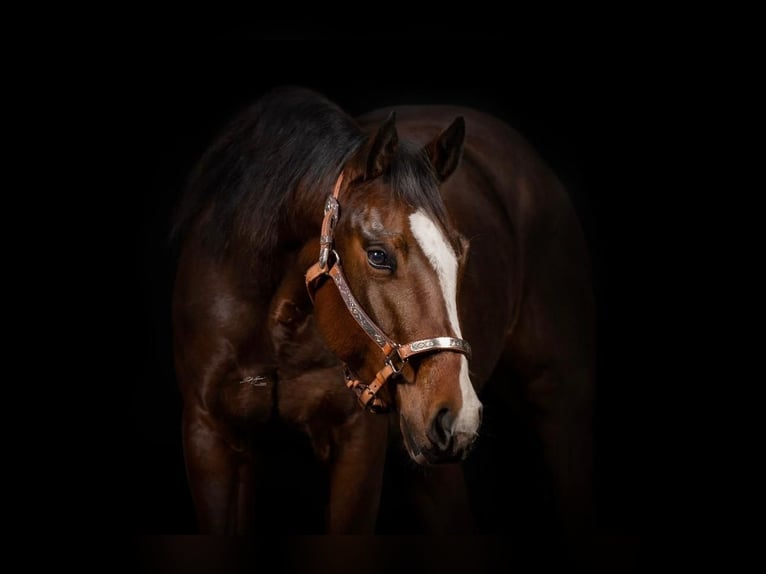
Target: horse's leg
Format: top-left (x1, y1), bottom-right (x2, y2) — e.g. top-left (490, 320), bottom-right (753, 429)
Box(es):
top-left (507, 206), bottom-right (596, 546)
top-left (410, 463), bottom-right (475, 534)
top-left (528, 368), bottom-right (594, 534)
top-left (326, 412), bottom-right (388, 533)
top-left (182, 403), bottom-right (255, 534)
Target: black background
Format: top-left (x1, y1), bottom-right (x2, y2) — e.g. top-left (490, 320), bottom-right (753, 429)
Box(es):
top-left (129, 26), bottom-right (669, 568)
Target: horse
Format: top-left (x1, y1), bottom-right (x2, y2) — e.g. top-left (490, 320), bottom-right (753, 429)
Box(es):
top-left (170, 86), bottom-right (595, 536)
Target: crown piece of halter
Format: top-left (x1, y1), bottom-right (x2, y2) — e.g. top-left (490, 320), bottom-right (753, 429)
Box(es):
top-left (305, 172), bottom-right (472, 413)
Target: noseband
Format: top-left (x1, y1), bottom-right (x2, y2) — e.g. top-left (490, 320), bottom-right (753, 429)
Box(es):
top-left (305, 173), bottom-right (472, 413)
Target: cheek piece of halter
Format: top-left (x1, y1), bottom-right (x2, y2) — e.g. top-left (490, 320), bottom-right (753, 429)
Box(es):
top-left (305, 173), bottom-right (472, 414)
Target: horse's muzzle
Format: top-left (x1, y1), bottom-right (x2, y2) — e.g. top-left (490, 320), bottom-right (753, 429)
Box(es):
top-left (401, 411), bottom-right (479, 465)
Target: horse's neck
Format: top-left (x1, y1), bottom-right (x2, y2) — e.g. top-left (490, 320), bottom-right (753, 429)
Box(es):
top-left (254, 183), bottom-right (328, 307)
top-left (224, 181), bottom-right (328, 350)
top-left (289, 178), bottom-right (338, 243)
top-left (267, 240), bottom-right (320, 319)
top-left (267, 239), bottom-right (338, 376)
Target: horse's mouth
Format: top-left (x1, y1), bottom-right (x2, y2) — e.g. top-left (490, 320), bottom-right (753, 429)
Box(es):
top-left (400, 416), bottom-right (461, 465)
top-left (400, 414), bottom-right (469, 465)
top-left (399, 415), bottom-right (427, 465)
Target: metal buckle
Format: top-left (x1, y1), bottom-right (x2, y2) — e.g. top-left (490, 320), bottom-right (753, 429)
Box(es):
top-left (385, 347), bottom-right (406, 375)
top-left (319, 245), bottom-right (331, 269)
top-left (324, 195), bottom-right (339, 222)
top-left (319, 196), bottom-right (340, 269)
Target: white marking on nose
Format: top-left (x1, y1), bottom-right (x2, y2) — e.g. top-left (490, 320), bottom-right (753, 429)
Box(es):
top-left (408, 211), bottom-right (461, 336)
top-left (409, 210), bottom-right (482, 435)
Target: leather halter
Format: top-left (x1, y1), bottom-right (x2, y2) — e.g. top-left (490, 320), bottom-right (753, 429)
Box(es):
top-left (305, 173), bottom-right (472, 413)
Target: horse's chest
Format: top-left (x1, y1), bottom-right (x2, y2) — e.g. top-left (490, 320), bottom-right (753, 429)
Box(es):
top-left (217, 361), bottom-right (358, 458)
top-left (270, 300), bottom-right (361, 456)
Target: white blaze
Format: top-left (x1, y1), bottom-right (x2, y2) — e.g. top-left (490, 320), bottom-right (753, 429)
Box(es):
top-left (408, 210), bottom-right (482, 435)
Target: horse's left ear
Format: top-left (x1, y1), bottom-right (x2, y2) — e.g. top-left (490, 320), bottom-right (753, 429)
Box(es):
top-left (364, 111), bottom-right (399, 180)
top-left (425, 116), bottom-right (465, 181)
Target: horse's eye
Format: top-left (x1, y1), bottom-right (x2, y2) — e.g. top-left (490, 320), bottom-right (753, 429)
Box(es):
top-left (367, 248), bottom-right (393, 270)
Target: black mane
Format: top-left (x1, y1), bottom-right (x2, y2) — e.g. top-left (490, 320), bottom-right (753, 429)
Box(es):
top-left (171, 87), bottom-right (453, 258)
top-left (171, 87), bottom-right (365, 257)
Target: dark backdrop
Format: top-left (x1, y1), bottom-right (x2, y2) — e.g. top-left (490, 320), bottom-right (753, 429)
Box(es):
top-left (131, 30), bottom-right (659, 558)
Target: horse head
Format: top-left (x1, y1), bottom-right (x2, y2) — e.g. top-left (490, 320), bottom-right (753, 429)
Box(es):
top-left (308, 112), bottom-right (482, 464)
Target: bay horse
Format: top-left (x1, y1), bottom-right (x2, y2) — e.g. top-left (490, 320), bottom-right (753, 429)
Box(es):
top-left (171, 86), bottom-right (594, 535)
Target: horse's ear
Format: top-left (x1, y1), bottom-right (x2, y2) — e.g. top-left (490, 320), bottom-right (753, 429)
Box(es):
top-left (362, 111), bottom-right (398, 180)
top-left (425, 116), bottom-right (465, 181)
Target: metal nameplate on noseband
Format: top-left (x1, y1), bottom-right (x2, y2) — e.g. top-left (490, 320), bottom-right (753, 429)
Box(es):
top-left (407, 337), bottom-right (472, 358)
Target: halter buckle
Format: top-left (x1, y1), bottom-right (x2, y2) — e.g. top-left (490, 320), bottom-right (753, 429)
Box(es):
top-left (385, 348), bottom-right (406, 375)
top-left (318, 245), bottom-right (331, 270)
top-left (324, 195), bottom-right (339, 217)
top-left (319, 196), bottom-right (340, 269)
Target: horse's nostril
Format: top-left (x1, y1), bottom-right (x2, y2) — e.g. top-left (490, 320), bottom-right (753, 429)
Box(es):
top-left (428, 407), bottom-right (454, 451)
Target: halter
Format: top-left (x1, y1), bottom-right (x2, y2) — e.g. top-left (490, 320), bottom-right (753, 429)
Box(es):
top-left (305, 173), bottom-right (472, 413)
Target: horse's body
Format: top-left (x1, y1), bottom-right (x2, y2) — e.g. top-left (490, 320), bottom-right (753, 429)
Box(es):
top-left (171, 88), bottom-right (594, 535)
